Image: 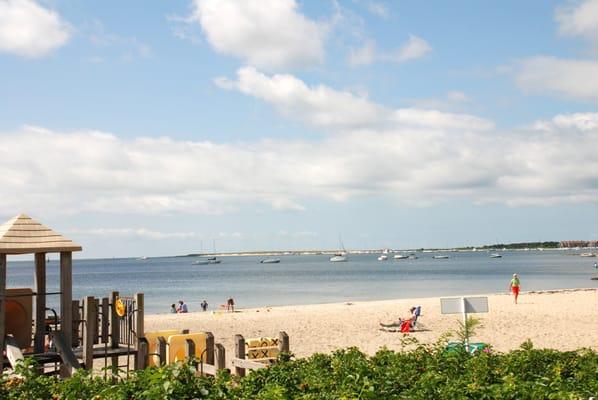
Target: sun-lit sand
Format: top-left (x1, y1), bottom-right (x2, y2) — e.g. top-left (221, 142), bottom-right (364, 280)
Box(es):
top-left (145, 288), bottom-right (598, 362)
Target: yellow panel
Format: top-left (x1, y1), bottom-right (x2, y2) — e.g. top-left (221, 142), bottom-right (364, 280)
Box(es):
top-left (144, 330), bottom-right (180, 366)
top-left (245, 337), bottom-right (279, 360)
top-left (167, 333), bottom-right (207, 364)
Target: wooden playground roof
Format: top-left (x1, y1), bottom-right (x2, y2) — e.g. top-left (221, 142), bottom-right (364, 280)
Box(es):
top-left (0, 214), bottom-right (82, 254)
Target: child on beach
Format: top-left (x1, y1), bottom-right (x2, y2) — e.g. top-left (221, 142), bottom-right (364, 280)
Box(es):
top-left (170, 303), bottom-right (177, 313)
top-left (509, 274), bottom-right (520, 304)
top-left (201, 300), bottom-right (208, 311)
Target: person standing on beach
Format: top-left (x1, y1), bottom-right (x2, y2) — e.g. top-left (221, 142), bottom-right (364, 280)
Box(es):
top-left (509, 274), bottom-right (520, 304)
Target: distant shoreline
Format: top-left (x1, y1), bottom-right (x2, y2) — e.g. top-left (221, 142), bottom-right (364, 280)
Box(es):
top-left (182, 245), bottom-right (597, 258)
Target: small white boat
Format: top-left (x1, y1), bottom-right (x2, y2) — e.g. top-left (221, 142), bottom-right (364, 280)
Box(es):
top-left (377, 254), bottom-right (388, 261)
top-left (394, 254), bottom-right (409, 259)
top-left (137, 256), bottom-right (148, 261)
top-left (580, 252), bottom-right (596, 257)
top-left (433, 255), bottom-right (450, 259)
top-left (193, 259), bottom-right (210, 265)
top-left (490, 253), bottom-right (502, 258)
top-left (260, 258), bottom-right (280, 264)
top-left (408, 254), bottom-right (418, 259)
top-left (330, 254), bottom-right (348, 262)
top-left (330, 235), bottom-right (348, 262)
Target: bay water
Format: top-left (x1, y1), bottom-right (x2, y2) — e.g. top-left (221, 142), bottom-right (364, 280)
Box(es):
top-left (6, 250), bottom-right (597, 314)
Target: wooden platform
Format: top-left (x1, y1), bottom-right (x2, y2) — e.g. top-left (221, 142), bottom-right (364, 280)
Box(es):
top-left (72, 344), bottom-right (138, 359)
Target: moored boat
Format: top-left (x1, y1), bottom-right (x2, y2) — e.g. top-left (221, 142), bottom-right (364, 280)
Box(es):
top-left (260, 258), bottom-right (281, 264)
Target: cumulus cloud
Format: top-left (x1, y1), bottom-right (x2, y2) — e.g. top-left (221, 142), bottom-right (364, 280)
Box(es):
top-left (0, 0), bottom-right (70, 57)
top-left (189, 0), bottom-right (326, 70)
top-left (515, 56), bottom-right (598, 101)
top-left (1, 109), bottom-right (597, 218)
top-left (216, 67), bottom-right (493, 131)
top-left (556, 0), bottom-right (598, 43)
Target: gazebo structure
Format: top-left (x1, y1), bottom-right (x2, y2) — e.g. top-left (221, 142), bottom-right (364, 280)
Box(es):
top-left (0, 213), bottom-right (81, 373)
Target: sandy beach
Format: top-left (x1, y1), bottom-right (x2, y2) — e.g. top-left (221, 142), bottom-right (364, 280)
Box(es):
top-left (145, 288), bottom-right (598, 362)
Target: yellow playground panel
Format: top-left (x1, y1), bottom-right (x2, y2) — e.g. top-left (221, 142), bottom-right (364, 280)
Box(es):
top-left (144, 330), bottom-right (180, 366)
top-left (167, 332), bottom-right (208, 364)
top-left (245, 337), bottom-right (279, 363)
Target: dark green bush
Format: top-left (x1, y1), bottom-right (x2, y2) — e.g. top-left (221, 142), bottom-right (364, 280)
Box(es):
top-left (2, 342), bottom-right (596, 399)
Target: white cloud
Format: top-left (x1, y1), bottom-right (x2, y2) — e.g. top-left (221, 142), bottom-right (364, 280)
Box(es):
top-left (68, 228), bottom-right (199, 240)
top-left (86, 20), bottom-right (152, 62)
top-left (189, 0), bottom-right (326, 70)
top-left (515, 56), bottom-right (598, 101)
top-left (219, 67), bottom-right (493, 131)
top-left (390, 35), bottom-right (432, 64)
top-left (556, 0), bottom-right (598, 42)
top-left (350, 35), bottom-right (431, 67)
top-left (363, 1), bottom-right (389, 18)
top-left (532, 112), bottom-right (598, 132)
top-left (348, 40), bottom-right (376, 66)
top-left (0, 0), bottom-right (70, 57)
top-left (2, 112), bottom-right (597, 218)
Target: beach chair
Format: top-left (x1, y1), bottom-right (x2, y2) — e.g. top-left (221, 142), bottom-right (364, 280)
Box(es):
top-left (381, 306), bottom-right (423, 333)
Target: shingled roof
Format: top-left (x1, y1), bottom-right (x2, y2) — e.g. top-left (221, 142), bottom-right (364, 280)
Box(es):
top-left (0, 214), bottom-right (82, 254)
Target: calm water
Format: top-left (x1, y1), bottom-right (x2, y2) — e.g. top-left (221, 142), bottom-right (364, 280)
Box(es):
top-left (6, 250), bottom-right (597, 314)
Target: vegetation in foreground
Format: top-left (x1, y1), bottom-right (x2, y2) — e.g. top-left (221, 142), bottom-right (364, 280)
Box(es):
top-left (2, 339), bottom-right (597, 400)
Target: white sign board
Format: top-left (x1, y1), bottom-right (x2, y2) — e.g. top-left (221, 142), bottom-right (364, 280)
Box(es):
top-left (440, 296), bottom-right (488, 315)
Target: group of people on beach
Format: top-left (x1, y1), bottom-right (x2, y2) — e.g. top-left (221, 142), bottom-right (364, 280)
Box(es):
top-left (170, 298), bottom-right (235, 313)
top-left (170, 300), bottom-right (208, 313)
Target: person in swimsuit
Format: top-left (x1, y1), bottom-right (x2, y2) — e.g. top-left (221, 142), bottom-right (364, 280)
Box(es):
top-left (509, 273), bottom-right (520, 304)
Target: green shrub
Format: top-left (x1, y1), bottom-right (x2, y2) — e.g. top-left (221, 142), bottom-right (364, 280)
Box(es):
top-left (2, 342), bottom-right (596, 399)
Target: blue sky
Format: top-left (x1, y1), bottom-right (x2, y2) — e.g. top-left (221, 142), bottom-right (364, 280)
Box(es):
top-left (1, 0), bottom-right (597, 257)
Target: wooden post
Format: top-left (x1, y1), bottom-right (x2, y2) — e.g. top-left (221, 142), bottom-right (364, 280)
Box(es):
top-left (157, 336), bottom-right (167, 366)
top-left (279, 331), bottom-right (289, 353)
top-left (134, 293), bottom-right (144, 349)
top-left (135, 338), bottom-right (148, 370)
top-left (94, 298), bottom-right (100, 344)
top-left (59, 252), bottom-right (73, 347)
top-left (215, 343), bottom-right (226, 371)
top-left (34, 252), bottom-right (46, 353)
top-left (234, 334), bottom-right (246, 377)
top-left (71, 300), bottom-right (80, 347)
top-left (101, 297), bottom-right (109, 344)
top-left (83, 296), bottom-right (96, 370)
top-left (0, 253), bottom-right (6, 373)
top-left (205, 332), bottom-right (215, 365)
top-left (185, 338), bottom-right (196, 366)
top-left (109, 291), bottom-right (119, 374)
top-left (59, 252), bottom-right (73, 378)
top-left (110, 291), bottom-right (120, 347)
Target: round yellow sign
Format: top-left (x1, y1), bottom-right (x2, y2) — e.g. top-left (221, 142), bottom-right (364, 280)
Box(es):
top-left (114, 298), bottom-right (126, 317)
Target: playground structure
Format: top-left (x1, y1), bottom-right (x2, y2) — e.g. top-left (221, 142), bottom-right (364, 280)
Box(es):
top-left (0, 214), bottom-right (145, 377)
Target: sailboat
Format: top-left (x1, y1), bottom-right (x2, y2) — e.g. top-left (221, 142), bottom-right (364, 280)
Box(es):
top-left (330, 235), bottom-right (348, 262)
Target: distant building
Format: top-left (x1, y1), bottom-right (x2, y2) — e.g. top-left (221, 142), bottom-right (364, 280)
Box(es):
top-left (559, 240), bottom-right (598, 248)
